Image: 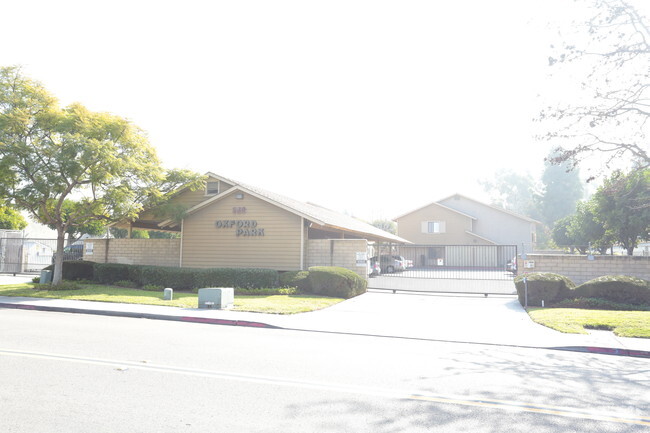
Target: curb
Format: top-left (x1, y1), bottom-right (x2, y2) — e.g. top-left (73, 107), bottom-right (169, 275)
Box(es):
top-left (0, 302), bottom-right (279, 329)
top-left (551, 346), bottom-right (650, 359)
top-left (2, 302), bottom-right (649, 358)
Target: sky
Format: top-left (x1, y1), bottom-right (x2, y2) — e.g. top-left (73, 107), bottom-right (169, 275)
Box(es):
top-left (2, 0), bottom-right (645, 230)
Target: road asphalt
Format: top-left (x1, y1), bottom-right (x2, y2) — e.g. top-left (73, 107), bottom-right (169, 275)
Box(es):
top-left (1, 274), bottom-right (648, 358)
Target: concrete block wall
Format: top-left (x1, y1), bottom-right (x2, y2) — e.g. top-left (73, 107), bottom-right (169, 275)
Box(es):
top-left (83, 239), bottom-right (181, 267)
top-left (518, 254), bottom-right (650, 285)
top-left (307, 239), bottom-right (369, 280)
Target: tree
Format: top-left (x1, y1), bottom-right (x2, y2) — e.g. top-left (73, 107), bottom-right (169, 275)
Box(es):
top-left (371, 219), bottom-right (396, 235)
top-left (480, 169), bottom-right (537, 217)
top-left (0, 205), bottom-right (27, 230)
top-left (593, 169), bottom-right (650, 255)
top-left (539, 0), bottom-right (649, 177)
top-left (47, 200), bottom-right (106, 244)
top-left (535, 153), bottom-right (584, 226)
top-left (0, 66), bottom-right (203, 284)
top-left (551, 215), bottom-right (576, 251)
top-left (568, 200), bottom-right (614, 254)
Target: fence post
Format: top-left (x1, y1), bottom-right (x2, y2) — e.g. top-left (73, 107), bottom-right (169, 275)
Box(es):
top-left (523, 276), bottom-right (528, 309)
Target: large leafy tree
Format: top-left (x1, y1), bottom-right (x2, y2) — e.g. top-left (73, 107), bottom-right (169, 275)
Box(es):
top-left (593, 169), bottom-right (650, 255)
top-left (535, 153), bottom-right (584, 226)
top-left (0, 66), bottom-right (202, 284)
top-left (0, 205), bottom-right (27, 230)
top-left (480, 169), bottom-right (537, 217)
top-left (539, 0), bottom-right (649, 177)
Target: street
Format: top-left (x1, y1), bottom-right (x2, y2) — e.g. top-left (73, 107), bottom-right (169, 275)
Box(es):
top-left (1, 309), bottom-right (648, 432)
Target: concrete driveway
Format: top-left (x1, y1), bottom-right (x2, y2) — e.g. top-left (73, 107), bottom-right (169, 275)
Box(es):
top-left (273, 289), bottom-right (649, 352)
top-left (1, 274), bottom-right (647, 352)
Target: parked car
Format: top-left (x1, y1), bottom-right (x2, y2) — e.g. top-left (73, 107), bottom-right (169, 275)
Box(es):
top-left (392, 255), bottom-right (413, 269)
top-left (505, 257), bottom-right (517, 274)
top-left (371, 255), bottom-right (405, 273)
top-left (52, 244), bottom-right (83, 263)
top-left (368, 257), bottom-right (381, 277)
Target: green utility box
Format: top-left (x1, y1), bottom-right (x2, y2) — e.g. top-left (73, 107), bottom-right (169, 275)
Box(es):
top-left (197, 288), bottom-right (234, 309)
top-left (40, 270), bottom-right (52, 284)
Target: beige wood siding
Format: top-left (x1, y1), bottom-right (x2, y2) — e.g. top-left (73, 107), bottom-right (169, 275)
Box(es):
top-left (181, 192), bottom-right (302, 270)
top-left (396, 204), bottom-right (478, 244)
top-left (137, 180), bottom-right (235, 221)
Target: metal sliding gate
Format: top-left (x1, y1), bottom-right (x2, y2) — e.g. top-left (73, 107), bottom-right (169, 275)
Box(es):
top-left (0, 234), bottom-right (59, 274)
top-left (367, 244), bottom-right (518, 295)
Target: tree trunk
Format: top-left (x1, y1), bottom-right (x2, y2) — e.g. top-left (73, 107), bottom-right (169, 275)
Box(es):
top-left (53, 226), bottom-right (66, 285)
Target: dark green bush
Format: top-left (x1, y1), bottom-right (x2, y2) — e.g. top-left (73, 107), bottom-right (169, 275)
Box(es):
top-left (514, 273), bottom-right (576, 307)
top-left (193, 268), bottom-right (279, 290)
top-left (92, 263), bottom-right (281, 291)
top-left (114, 280), bottom-right (139, 288)
top-left (307, 266), bottom-right (367, 299)
top-left (234, 287), bottom-right (298, 296)
top-left (143, 284), bottom-right (164, 291)
top-left (574, 275), bottom-right (650, 306)
top-left (234, 268), bottom-right (279, 289)
top-left (93, 263), bottom-right (131, 284)
top-left (279, 271), bottom-right (311, 293)
top-left (45, 260), bottom-right (95, 281)
top-left (193, 268), bottom-right (237, 289)
top-left (551, 297), bottom-right (650, 311)
top-left (139, 266), bottom-right (196, 290)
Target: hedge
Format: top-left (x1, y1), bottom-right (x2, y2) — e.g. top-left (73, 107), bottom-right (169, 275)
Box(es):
top-left (91, 263), bottom-right (279, 290)
top-left (574, 275), bottom-right (650, 306)
top-left (93, 263), bottom-right (131, 285)
top-left (307, 266), bottom-right (367, 299)
top-left (45, 260), bottom-right (95, 281)
top-left (279, 270), bottom-right (312, 293)
top-left (514, 273), bottom-right (576, 307)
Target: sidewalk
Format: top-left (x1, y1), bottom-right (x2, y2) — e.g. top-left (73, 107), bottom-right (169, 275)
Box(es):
top-left (1, 286), bottom-right (648, 358)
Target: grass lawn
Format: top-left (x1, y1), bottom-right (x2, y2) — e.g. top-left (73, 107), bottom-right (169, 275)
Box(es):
top-left (528, 308), bottom-right (650, 338)
top-left (0, 283), bottom-right (344, 314)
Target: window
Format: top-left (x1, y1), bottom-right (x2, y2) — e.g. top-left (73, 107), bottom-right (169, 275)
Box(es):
top-left (206, 181), bottom-right (220, 195)
top-left (421, 221), bottom-right (446, 234)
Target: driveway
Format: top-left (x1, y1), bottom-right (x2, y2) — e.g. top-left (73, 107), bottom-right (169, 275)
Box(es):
top-left (273, 290), bottom-right (649, 351)
top-left (367, 273), bottom-right (517, 295)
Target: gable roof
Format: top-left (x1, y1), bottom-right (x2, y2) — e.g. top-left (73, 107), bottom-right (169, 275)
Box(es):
top-left (393, 200), bottom-right (477, 222)
top-left (437, 193), bottom-right (542, 224)
top-left (158, 172), bottom-right (409, 244)
top-left (395, 193), bottom-right (541, 225)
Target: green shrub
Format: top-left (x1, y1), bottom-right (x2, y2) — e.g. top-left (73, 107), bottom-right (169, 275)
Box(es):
top-left (32, 277), bottom-right (40, 284)
top-left (143, 284), bottom-right (164, 291)
top-left (114, 280), bottom-right (139, 288)
top-left (234, 287), bottom-right (299, 296)
top-left (279, 271), bottom-right (311, 293)
top-left (551, 297), bottom-right (650, 311)
top-left (575, 275), bottom-right (650, 306)
top-left (48, 281), bottom-right (82, 291)
top-left (92, 263), bottom-right (280, 291)
top-left (307, 266), bottom-right (367, 299)
top-left (93, 263), bottom-right (131, 284)
top-left (234, 268), bottom-right (279, 289)
top-left (44, 260), bottom-right (95, 281)
top-left (193, 268), bottom-right (279, 290)
top-left (139, 266), bottom-right (196, 290)
top-left (193, 268), bottom-right (238, 289)
top-left (514, 273), bottom-right (576, 307)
